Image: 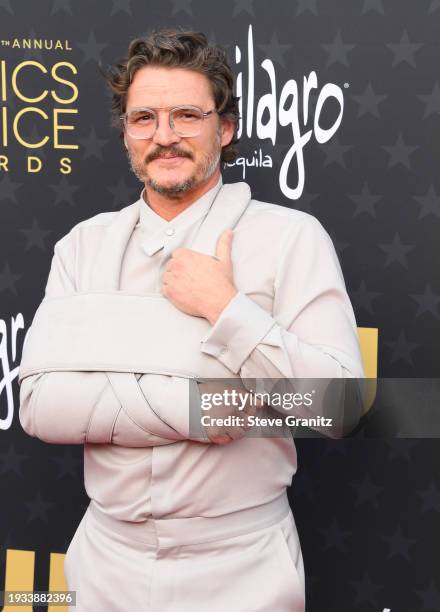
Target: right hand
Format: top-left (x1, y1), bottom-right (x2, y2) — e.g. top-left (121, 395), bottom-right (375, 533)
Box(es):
top-left (197, 381), bottom-right (266, 444)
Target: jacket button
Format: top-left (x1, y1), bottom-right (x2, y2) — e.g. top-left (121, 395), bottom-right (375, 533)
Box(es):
top-left (165, 227), bottom-right (175, 236)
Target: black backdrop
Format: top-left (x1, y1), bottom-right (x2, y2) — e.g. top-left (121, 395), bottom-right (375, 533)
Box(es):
top-left (1, 1), bottom-right (439, 611)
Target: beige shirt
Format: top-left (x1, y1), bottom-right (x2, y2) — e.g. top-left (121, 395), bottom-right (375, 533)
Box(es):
top-left (19, 175), bottom-right (364, 521)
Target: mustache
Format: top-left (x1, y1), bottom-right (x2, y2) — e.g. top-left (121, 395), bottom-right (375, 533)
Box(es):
top-left (145, 146), bottom-right (193, 163)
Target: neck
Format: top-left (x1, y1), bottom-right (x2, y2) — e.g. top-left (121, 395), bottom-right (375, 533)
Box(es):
top-left (143, 169), bottom-right (221, 221)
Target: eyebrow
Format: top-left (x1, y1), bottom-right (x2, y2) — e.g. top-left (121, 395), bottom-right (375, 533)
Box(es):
top-left (126, 105), bottom-right (203, 112)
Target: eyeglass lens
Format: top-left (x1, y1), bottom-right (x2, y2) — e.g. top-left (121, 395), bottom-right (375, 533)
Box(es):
top-left (125, 107), bottom-right (205, 138)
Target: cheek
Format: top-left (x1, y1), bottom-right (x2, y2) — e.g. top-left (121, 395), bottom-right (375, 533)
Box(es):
top-left (191, 138), bottom-right (216, 160)
top-left (187, 134), bottom-right (214, 156)
top-left (129, 140), bottom-right (149, 159)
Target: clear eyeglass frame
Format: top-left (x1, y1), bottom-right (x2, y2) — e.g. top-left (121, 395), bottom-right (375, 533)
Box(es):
top-left (120, 105), bottom-right (218, 139)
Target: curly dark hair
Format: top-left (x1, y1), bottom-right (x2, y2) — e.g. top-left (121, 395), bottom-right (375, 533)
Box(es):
top-left (102, 28), bottom-right (240, 164)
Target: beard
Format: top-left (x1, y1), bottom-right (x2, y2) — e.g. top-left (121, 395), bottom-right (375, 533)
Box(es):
top-left (126, 128), bottom-right (222, 198)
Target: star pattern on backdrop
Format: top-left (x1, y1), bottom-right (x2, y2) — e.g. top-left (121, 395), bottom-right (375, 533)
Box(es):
top-left (384, 330), bottom-right (418, 365)
top-left (387, 30), bottom-right (424, 68)
top-left (51, 0), bottom-right (72, 15)
top-left (24, 491), bottom-right (54, 524)
top-left (382, 525), bottom-right (417, 561)
top-left (350, 474), bottom-right (384, 507)
top-left (321, 30), bottom-right (355, 67)
top-left (320, 135), bottom-right (353, 168)
top-left (0, 263), bottom-right (22, 295)
top-left (327, 230), bottom-right (350, 256)
top-left (51, 448), bottom-right (83, 479)
top-left (318, 518), bottom-right (352, 552)
top-left (351, 81), bottom-right (387, 118)
top-left (77, 127), bottom-right (109, 161)
top-left (379, 232), bottom-right (415, 267)
top-left (350, 280), bottom-right (381, 315)
top-left (295, 190), bottom-right (320, 214)
top-left (111, 0), bottom-right (132, 16)
top-left (382, 133), bottom-right (418, 169)
top-left (0, 174), bottom-right (22, 204)
top-left (0, 443), bottom-right (29, 477)
top-left (78, 31), bottom-right (108, 64)
top-left (414, 581), bottom-right (440, 611)
top-left (416, 481), bottom-right (440, 513)
top-left (171, 0), bottom-right (192, 16)
top-left (49, 176), bottom-right (81, 207)
top-left (107, 175), bottom-right (138, 209)
top-left (410, 284), bottom-right (440, 317)
top-left (22, 28), bottom-right (44, 62)
top-left (347, 182), bottom-right (383, 217)
top-left (350, 572), bottom-right (384, 607)
top-left (19, 218), bottom-right (52, 252)
top-left (413, 185), bottom-right (440, 219)
top-left (417, 82), bottom-right (440, 118)
top-left (258, 33), bottom-right (291, 68)
top-left (295, 0), bottom-right (318, 17)
top-left (232, 0), bottom-right (256, 17)
top-left (20, 126), bottom-right (48, 161)
top-left (428, 0), bottom-right (440, 13)
top-left (361, 0), bottom-right (384, 15)
top-left (0, 0), bottom-right (13, 14)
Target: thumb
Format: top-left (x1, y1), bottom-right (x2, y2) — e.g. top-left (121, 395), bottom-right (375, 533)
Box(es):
top-left (215, 229), bottom-right (234, 264)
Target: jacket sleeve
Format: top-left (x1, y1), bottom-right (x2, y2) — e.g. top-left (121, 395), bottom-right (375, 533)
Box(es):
top-left (18, 234), bottom-right (207, 447)
top-left (199, 215), bottom-right (367, 436)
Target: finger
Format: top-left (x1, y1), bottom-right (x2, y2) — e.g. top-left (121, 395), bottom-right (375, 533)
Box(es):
top-left (171, 247), bottom-right (187, 258)
top-left (242, 416), bottom-right (255, 431)
top-left (215, 229), bottom-right (233, 264)
top-left (224, 426), bottom-right (247, 440)
top-left (243, 401), bottom-right (258, 417)
top-left (209, 433), bottom-right (233, 445)
top-left (162, 270), bottom-right (173, 284)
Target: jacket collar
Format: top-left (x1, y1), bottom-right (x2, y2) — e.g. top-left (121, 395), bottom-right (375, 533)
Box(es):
top-left (90, 179), bottom-right (252, 291)
top-left (136, 176), bottom-right (223, 256)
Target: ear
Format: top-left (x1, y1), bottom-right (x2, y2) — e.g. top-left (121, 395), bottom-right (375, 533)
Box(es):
top-left (220, 118), bottom-right (235, 148)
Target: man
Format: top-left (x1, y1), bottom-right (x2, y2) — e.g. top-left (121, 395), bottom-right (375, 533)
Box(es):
top-left (18, 28), bottom-right (365, 611)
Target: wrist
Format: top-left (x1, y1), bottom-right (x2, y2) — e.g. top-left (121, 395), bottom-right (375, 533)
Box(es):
top-left (205, 287), bottom-right (238, 325)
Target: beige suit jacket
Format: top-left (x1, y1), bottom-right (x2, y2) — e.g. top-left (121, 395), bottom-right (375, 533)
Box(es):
top-left (18, 177), bottom-right (364, 521)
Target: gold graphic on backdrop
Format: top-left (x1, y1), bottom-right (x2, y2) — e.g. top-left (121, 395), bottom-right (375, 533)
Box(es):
top-left (0, 57), bottom-right (78, 174)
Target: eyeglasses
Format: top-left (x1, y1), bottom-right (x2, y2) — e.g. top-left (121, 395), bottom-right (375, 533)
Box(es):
top-left (120, 105), bottom-right (218, 139)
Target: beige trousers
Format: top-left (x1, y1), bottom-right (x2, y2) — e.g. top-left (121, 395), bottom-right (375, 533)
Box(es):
top-left (64, 494), bottom-right (306, 612)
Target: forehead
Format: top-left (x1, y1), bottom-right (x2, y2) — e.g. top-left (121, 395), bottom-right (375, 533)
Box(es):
top-left (126, 66), bottom-right (214, 110)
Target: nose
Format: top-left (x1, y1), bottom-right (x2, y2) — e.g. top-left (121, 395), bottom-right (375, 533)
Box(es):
top-left (152, 110), bottom-right (181, 147)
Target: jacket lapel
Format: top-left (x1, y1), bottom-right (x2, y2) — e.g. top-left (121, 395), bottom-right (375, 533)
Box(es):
top-left (90, 202), bottom-right (140, 291)
top-left (90, 181), bottom-right (252, 291)
top-left (190, 181), bottom-right (251, 256)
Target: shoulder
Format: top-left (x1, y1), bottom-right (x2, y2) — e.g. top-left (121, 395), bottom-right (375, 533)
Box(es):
top-left (246, 198), bottom-right (316, 224)
top-left (54, 202), bottom-right (136, 253)
top-left (69, 207), bottom-right (121, 234)
top-left (243, 197), bottom-right (332, 246)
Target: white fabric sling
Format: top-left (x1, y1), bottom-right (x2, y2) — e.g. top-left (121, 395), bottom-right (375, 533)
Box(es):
top-left (18, 179), bottom-right (366, 444)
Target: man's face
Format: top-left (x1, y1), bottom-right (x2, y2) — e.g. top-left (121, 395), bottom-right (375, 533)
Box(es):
top-left (124, 65), bottom-right (234, 198)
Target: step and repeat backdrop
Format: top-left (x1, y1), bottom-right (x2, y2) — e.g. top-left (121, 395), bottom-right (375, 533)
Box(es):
top-left (1, 1), bottom-right (439, 611)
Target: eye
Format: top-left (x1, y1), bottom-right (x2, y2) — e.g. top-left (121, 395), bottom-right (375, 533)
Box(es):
top-left (129, 111), bottom-right (155, 124)
top-left (174, 109), bottom-right (200, 122)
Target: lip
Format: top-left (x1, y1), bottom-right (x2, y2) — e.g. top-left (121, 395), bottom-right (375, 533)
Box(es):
top-left (153, 156), bottom-right (188, 166)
